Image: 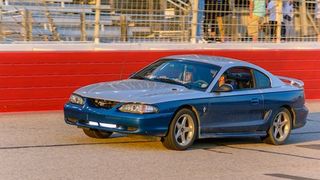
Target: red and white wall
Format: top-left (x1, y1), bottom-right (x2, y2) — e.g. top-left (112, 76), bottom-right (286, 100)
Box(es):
top-left (0, 49), bottom-right (319, 112)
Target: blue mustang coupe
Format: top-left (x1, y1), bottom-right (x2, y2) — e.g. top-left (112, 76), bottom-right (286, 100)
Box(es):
top-left (64, 55), bottom-right (308, 150)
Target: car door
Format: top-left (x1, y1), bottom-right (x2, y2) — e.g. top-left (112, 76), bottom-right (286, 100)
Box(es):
top-left (201, 67), bottom-right (266, 133)
top-left (251, 69), bottom-right (274, 131)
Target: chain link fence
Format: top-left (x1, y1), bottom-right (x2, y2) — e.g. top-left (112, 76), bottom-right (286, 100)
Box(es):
top-left (0, 0), bottom-right (319, 43)
top-left (201, 0), bottom-right (320, 42)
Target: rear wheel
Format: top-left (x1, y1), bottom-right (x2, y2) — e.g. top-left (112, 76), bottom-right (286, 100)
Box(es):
top-left (161, 109), bottom-right (198, 150)
top-left (264, 108), bottom-right (292, 145)
top-left (82, 128), bottom-right (113, 139)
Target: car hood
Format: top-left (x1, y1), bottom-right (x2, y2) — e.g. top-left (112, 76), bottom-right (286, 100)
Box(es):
top-left (75, 79), bottom-right (208, 104)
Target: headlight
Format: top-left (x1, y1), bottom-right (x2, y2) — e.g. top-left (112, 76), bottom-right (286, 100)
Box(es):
top-left (118, 103), bottom-right (158, 114)
top-left (69, 94), bottom-right (85, 105)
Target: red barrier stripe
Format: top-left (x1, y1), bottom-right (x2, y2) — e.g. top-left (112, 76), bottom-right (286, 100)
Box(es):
top-left (0, 98), bottom-right (67, 112)
top-left (0, 64), bottom-right (124, 76)
top-left (0, 50), bottom-right (319, 112)
top-left (0, 87), bottom-right (76, 100)
top-left (0, 75), bottom-right (121, 88)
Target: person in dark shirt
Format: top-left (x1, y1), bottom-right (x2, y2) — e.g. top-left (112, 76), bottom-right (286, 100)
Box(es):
top-left (203, 0), bottom-right (230, 42)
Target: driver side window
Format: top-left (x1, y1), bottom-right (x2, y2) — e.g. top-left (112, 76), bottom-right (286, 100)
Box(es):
top-left (217, 67), bottom-right (255, 91)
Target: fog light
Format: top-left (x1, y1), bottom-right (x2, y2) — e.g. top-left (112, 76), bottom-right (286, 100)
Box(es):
top-left (99, 123), bottom-right (117, 128)
top-left (88, 121), bottom-right (99, 126)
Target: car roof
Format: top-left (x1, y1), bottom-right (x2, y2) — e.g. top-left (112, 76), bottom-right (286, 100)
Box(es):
top-left (162, 54), bottom-right (251, 68)
top-left (161, 54), bottom-right (286, 89)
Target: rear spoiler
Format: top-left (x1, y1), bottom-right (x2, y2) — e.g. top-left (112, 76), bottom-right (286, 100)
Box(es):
top-left (276, 76), bottom-right (304, 88)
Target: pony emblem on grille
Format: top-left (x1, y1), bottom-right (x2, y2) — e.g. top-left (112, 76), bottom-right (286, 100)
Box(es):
top-left (91, 99), bottom-right (119, 109)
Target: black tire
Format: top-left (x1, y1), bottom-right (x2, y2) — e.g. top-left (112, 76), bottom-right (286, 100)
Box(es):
top-left (264, 108), bottom-right (292, 145)
top-left (161, 108), bottom-right (198, 150)
top-left (82, 128), bottom-right (113, 139)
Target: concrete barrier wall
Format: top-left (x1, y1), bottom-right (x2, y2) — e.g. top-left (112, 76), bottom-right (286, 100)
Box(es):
top-left (0, 50), bottom-right (319, 112)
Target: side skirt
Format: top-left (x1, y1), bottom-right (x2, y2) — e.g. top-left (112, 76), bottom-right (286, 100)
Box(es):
top-left (199, 131), bottom-right (267, 139)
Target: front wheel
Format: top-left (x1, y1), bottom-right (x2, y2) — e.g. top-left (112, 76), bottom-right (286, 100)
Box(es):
top-left (264, 108), bottom-right (292, 145)
top-left (82, 128), bottom-right (113, 139)
top-left (161, 109), bottom-right (198, 150)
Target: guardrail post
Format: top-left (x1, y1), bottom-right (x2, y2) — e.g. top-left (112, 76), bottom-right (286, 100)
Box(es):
top-left (0, 23), bottom-right (3, 42)
top-left (27, 10), bottom-right (33, 41)
top-left (182, 10), bottom-right (187, 41)
top-left (94, 0), bottom-right (101, 44)
top-left (0, 2), bottom-right (3, 41)
top-left (80, 0), bottom-right (87, 41)
top-left (21, 10), bottom-right (26, 41)
top-left (300, 0), bottom-right (308, 37)
top-left (22, 10), bottom-right (33, 41)
top-left (148, 0), bottom-right (154, 32)
top-left (230, 0), bottom-right (238, 41)
top-left (276, 0), bottom-right (282, 43)
top-left (191, 0), bottom-right (199, 43)
top-left (120, 15), bottom-right (128, 42)
top-left (80, 12), bottom-right (87, 41)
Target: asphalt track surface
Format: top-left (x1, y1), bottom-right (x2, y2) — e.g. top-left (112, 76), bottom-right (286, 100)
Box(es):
top-left (0, 102), bottom-right (319, 180)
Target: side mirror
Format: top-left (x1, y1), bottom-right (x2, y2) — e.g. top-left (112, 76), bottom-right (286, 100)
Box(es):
top-left (214, 84), bottom-right (233, 92)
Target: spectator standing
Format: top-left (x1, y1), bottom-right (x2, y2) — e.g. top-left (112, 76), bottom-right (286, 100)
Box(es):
top-left (203, 0), bottom-right (218, 42)
top-left (267, 0), bottom-right (285, 41)
top-left (203, 0), bottom-right (230, 42)
top-left (315, 0), bottom-right (320, 41)
top-left (213, 0), bottom-right (230, 42)
top-left (282, 0), bottom-right (294, 40)
top-left (248, 0), bottom-right (267, 42)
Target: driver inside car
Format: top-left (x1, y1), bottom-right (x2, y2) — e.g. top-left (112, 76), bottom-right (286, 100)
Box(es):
top-left (183, 71), bottom-right (193, 83)
top-left (218, 75), bottom-right (226, 87)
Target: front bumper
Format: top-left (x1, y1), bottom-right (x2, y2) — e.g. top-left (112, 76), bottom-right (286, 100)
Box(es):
top-left (64, 103), bottom-right (173, 137)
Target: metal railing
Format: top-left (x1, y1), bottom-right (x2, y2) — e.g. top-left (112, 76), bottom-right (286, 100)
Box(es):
top-left (0, 0), bottom-right (320, 43)
top-left (199, 0), bottom-right (320, 43)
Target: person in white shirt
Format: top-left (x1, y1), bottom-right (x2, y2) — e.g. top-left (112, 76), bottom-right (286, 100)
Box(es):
top-left (283, 0), bottom-right (294, 40)
top-left (267, 0), bottom-right (285, 41)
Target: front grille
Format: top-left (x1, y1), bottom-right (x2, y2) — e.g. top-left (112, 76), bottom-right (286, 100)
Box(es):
top-left (89, 98), bottom-right (119, 109)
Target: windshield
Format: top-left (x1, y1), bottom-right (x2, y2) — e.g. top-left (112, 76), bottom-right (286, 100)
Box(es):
top-left (131, 59), bottom-right (221, 91)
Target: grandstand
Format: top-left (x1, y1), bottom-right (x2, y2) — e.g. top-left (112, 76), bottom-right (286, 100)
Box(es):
top-left (0, 0), bottom-right (192, 42)
top-left (1, 0), bottom-right (319, 43)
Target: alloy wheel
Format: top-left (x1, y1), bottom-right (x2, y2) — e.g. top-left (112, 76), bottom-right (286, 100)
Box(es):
top-left (174, 114), bottom-right (195, 146)
top-left (272, 112), bottom-right (291, 142)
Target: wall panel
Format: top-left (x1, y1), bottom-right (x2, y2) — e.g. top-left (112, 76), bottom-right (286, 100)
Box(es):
top-left (0, 50), bottom-right (319, 112)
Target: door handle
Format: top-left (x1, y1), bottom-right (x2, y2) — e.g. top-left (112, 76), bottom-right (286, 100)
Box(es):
top-left (251, 98), bottom-right (260, 105)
